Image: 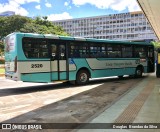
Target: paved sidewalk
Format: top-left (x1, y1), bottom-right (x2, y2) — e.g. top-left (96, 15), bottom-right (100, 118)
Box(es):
top-left (78, 73), bottom-right (160, 132)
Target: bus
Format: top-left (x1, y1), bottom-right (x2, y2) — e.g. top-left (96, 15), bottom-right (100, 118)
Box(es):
top-left (4, 32), bottom-right (155, 85)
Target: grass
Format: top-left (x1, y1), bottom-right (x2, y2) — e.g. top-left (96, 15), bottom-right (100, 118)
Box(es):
top-left (0, 68), bottom-right (5, 74)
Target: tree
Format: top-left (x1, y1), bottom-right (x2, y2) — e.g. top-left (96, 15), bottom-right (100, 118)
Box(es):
top-left (0, 41), bottom-right (4, 57)
top-left (151, 41), bottom-right (160, 50)
top-left (0, 15), bottom-right (69, 56)
top-left (0, 15), bottom-right (68, 38)
top-left (0, 15), bottom-right (30, 39)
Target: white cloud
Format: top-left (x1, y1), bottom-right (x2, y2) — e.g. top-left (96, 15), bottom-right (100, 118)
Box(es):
top-left (64, 1), bottom-right (72, 9)
top-left (72, 0), bottom-right (114, 9)
top-left (128, 0), bottom-right (141, 12)
top-left (35, 5), bottom-right (41, 10)
top-left (45, 2), bottom-right (52, 8)
top-left (0, 1), bottom-right (29, 16)
top-left (47, 12), bottom-right (73, 21)
top-left (0, 0), bottom-right (40, 16)
top-left (111, 0), bottom-right (141, 12)
top-left (64, 2), bottom-right (69, 6)
top-left (72, 0), bottom-right (141, 12)
top-left (9, 0), bottom-right (40, 5)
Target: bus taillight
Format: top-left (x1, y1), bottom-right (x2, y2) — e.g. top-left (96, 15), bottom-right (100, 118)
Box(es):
top-left (14, 56), bottom-right (17, 72)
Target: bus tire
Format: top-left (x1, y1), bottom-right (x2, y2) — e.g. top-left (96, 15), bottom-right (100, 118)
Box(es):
top-left (76, 70), bottom-right (89, 85)
top-left (135, 67), bottom-right (143, 78)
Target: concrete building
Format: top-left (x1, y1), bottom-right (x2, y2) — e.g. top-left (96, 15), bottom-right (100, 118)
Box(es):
top-left (137, 0), bottom-right (160, 40)
top-left (53, 11), bottom-right (157, 42)
top-left (0, 11), bottom-right (15, 16)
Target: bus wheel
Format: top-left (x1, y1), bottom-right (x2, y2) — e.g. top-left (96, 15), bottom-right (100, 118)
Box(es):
top-left (135, 67), bottom-right (143, 78)
top-left (76, 70), bottom-right (89, 85)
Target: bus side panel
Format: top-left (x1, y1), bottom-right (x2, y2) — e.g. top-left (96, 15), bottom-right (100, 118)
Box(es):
top-left (16, 34), bottom-right (24, 80)
top-left (85, 58), bottom-right (147, 78)
top-left (21, 73), bottom-right (51, 83)
top-left (17, 34), bottom-right (51, 82)
top-left (91, 68), bottom-right (135, 78)
top-left (51, 72), bottom-right (58, 80)
top-left (91, 66), bottom-right (146, 78)
top-left (68, 59), bottom-right (91, 81)
top-left (69, 71), bottom-right (77, 80)
top-left (69, 58), bottom-right (148, 80)
top-left (18, 61), bottom-right (51, 82)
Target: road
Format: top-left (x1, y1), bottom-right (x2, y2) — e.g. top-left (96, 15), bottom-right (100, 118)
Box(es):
top-left (0, 75), bottom-right (145, 131)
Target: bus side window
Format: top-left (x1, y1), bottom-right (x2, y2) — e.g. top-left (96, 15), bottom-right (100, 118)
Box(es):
top-left (107, 44), bottom-right (122, 58)
top-left (122, 45), bottom-right (132, 58)
top-left (135, 52), bottom-right (140, 58)
top-left (73, 50), bottom-right (80, 57)
top-left (134, 46), bottom-right (147, 58)
top-left (39, 41), bottom-right (48, 58)
top-left (70, 43), bottom-right (79, 58)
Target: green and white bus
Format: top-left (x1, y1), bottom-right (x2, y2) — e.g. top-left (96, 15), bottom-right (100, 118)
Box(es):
top-left (5, 32), bottom-right (155, 85)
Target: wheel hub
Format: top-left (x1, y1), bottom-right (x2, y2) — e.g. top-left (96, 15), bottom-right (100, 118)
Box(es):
top-left (80, 73), bottom-right (87, 82)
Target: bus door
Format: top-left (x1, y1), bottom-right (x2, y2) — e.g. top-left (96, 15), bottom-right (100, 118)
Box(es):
top-left (50, 43), bottom-right (69, 81)
top-left (148, 46), bottom-right (155, 73)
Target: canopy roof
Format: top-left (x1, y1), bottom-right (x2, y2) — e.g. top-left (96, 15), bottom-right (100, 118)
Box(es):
top-left (137, 0), bottom-right (160, 40)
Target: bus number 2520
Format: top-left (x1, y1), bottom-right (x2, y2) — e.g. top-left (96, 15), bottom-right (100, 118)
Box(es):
top-left (31, 64), bottom-right (43, 68)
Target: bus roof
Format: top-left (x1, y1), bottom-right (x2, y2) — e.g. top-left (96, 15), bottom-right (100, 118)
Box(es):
top-left (10, 32), bottom-right (153, 46)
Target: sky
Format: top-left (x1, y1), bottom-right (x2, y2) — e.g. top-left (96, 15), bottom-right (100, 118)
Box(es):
top-left (0, 0), bottom-right (141, 21)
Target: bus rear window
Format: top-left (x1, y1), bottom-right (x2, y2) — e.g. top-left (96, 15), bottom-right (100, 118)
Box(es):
top-left (23, 38), bottom-right (49, 58)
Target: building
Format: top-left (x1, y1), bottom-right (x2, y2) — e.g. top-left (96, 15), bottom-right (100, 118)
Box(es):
top-left (0, 11), bottom-right (15, 16)
top-left (53, 11), bottom-right (157, 42)
top-left (137, 0), bottom-right (160, 40)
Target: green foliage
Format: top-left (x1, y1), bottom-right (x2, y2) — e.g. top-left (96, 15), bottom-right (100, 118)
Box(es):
top-left (0, 15), bottom-right (68, 38)
top-left (151, 41), bottom-right (160, 50)
top-left (0, 41), bottom-right (4, 57)
top-left (0, 15), bottom-right (30, 39)
top-left (0, 58), bottom-right (5, 64)
top-left (0, 15), bottom-right (68, 56)
top-left (0, 69), bottom-right (5, 74)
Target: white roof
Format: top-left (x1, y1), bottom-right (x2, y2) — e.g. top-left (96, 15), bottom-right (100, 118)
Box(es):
top-left (137, 0), bottom-right (160, 40)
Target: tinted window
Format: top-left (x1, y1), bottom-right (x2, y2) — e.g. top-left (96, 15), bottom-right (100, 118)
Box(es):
top-left (122, 45), bottom-right (133, 58)
top-left (23, 38), bottom-right (49, 58)
top-left (69, 42), bottom-right (89, 58)
top-left (134, 46), bottom-right (147, 58)
top-left (90, 43), bottom-right (106, 58)
top-left (107, 44), bottom-right (122, 58)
